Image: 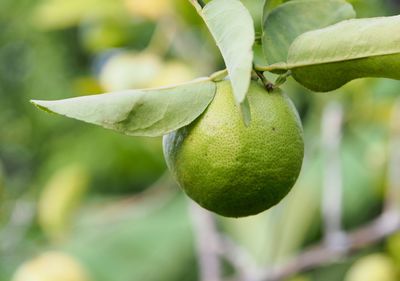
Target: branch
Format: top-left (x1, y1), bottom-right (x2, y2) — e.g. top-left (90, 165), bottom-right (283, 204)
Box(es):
top-left (189, 202), bottom-right (222, 281)
top-left (321, 102), bottom-right (346, 248)
top-left (258, 210), bottom-right (400, 281)
top-left (0, 199), bottom-right (35, 252)
top-left (218, 235), bottom-right (260, 281)
top-left (145, 16), bottom-right (178, 56)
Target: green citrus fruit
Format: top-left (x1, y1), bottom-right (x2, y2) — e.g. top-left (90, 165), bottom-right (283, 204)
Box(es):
top-left (163, 80), bottom-right (304, 217)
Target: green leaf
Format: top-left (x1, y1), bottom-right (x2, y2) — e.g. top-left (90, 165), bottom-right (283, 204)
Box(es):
top-left (240, 98), bottom-right (251, 126)
top-left (31, 79), bottom-right (216, 137)
top-left (262, 0), bottom-right (355, 65)
top-left (64, 195), bottom-right (195, 281)
top-left (287, 15), bottom-right (400, 92)
top-left (263, 0), bottom-right (286, 22)
top-left (200, 0), bottom-right (255, 105)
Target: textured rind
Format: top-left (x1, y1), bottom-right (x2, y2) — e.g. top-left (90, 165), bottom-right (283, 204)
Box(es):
top-left (163, 81), bottom-right (304, 217)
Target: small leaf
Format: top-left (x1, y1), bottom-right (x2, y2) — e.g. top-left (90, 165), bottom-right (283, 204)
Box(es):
top-left (200, 0), bottom-right (255, 105)
top-left (32, 79), bottom-right (216, 137)
top-left (262, 0), bottom-right (355, 65)
top-left (287, 15), bottom-right (400, 92)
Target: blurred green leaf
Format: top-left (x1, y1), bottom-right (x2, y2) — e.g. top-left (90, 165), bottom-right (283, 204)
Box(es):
top-left (41, 131), bottom-right (165, 195)
top-left (262, 0), bottom-right (355, 65)
top-left (199, 0), bottom-right (255, 106)
top-left (32, 79), bottom-right (216, 137)
top-left (287, 15), bottom-right (400, 92)
top-left (33, 0), bottom-right (125, 30)
top-left (64, 195), bottom-right (195, 281)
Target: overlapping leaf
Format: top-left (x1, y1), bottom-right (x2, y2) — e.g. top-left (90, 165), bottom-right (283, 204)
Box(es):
top-left (263, 0), bottom-right (287, 21)
top-left (287, 15), bottom-right (400, 92)
top-left (198, 0), bottom-right (255, 105)
top-left (32, 79), bottom-right (216, 137)
top-left (263, 0), bottom-right (355, 65)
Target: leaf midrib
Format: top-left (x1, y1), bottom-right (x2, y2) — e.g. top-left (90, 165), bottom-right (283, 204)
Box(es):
top-left (287, 50), bottom-right (400, 70)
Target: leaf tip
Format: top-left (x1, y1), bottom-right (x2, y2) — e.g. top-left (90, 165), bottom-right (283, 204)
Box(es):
top-left (30, 100), bottom-right (55, 114)
top-left (240, 99), bottom-right (252, 127)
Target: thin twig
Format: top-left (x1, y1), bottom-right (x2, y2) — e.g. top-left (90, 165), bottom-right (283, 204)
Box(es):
top-left (257, 210), bottom-right (400, 281)
top-left (321, 102), bottom-right (347, 249)
top-left (218, 235), bottom-right (260, 281)
top-left (254, 70), bottom-right (273, 92)
top-left (0, 199), bottom-right (35, 252)
top-left (189, 202), bottom-right (222, 281)
top-left (145, 16), bottom-right (177, 56)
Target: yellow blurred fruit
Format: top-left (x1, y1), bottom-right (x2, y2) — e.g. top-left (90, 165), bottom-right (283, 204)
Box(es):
top-left (12, 252), bottom-right (91, 281)
top-left (124, 0), bottom-right (172, 20)
top-left (345, 254), bottom-right (398, 281)
top-left (151, 61), bottom-right (195, 87)
top-left (163, 80), bottom-right (304, 217)
top-left (99, 52), bottom-right (163, 91)
top-left (99, 52), bottom-right (196, 91)
top-left (39, 165), bottom-right (89, 242)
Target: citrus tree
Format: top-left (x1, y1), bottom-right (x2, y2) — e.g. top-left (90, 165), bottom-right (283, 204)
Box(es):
top-left (32, 0), bottom-right (400, 218)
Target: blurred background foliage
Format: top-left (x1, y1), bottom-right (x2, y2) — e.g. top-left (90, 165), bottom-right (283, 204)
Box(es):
top-left (1, 0), bottom-right (400, 281)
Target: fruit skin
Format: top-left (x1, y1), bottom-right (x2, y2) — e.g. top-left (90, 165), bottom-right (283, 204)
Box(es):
top-left (163, 80), bottom-right (304, 217)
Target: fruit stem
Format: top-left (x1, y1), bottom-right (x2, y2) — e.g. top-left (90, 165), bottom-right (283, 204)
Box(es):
top-left (253, 70), bottom-right (274, 92)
